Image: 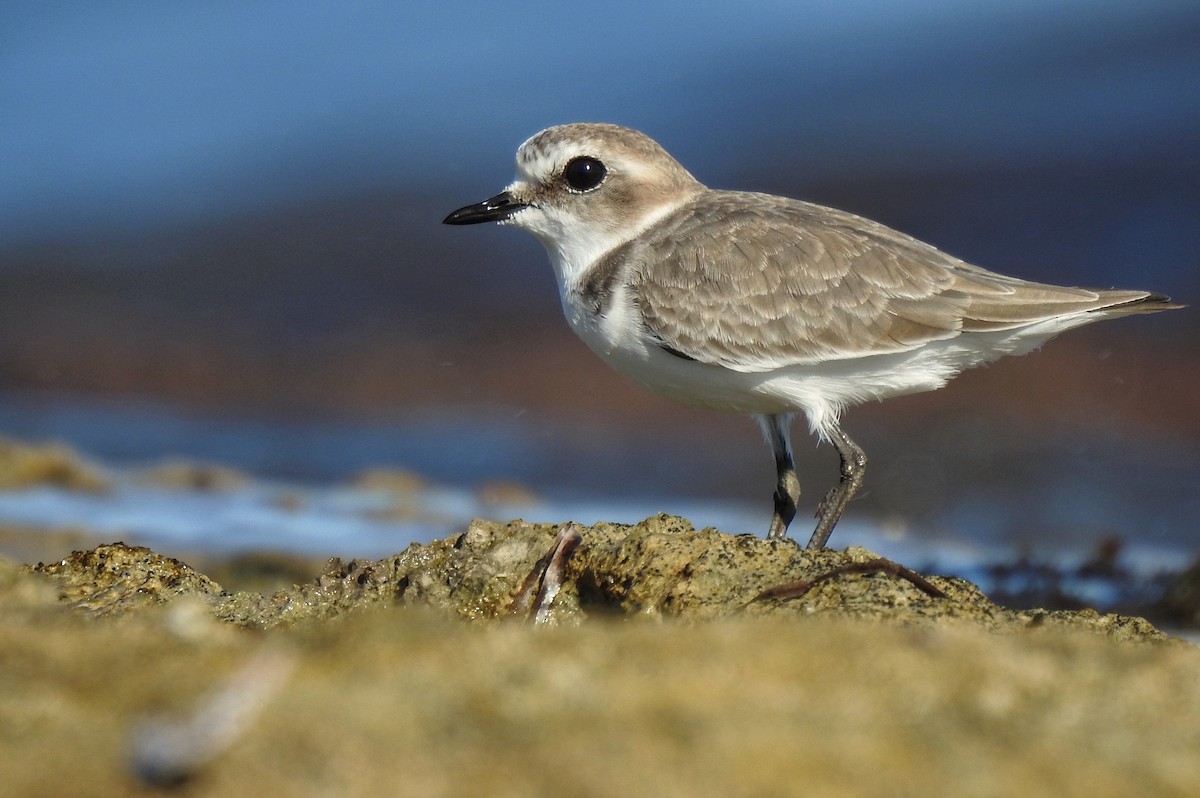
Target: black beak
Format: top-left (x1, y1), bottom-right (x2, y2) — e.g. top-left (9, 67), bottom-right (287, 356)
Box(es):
top-left (443, 191), bottom-right (530, 225)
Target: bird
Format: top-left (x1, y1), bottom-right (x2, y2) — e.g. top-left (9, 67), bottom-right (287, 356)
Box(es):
top-left (444, 122), bottom-right (1182, 549)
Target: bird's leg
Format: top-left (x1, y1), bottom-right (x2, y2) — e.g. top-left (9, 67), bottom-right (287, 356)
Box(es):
top-left (770, 456), bottom-right (801, 541)
top-left (759, 414), bottom-right (800, 540)
top-left (807, 423), bottom-right (867, 550)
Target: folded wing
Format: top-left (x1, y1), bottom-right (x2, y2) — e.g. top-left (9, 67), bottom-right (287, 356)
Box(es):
top-left (630, 191), bottom-right (1167, 371)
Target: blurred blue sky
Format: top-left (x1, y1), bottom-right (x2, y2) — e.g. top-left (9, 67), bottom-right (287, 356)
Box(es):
top-left (3, 0), bottom-right (1198, 244)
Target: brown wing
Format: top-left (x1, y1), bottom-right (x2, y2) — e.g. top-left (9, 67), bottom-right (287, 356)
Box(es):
top-left (629, 191), bottom-right (1148, 371)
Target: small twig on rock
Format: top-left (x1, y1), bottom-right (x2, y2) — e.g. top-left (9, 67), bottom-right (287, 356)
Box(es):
top-left (751, 558), bottom-right (947, 605)
top-left (507, 524), bottom-right (584, 623)
top-left (129, 646), bottom-right (296, 788)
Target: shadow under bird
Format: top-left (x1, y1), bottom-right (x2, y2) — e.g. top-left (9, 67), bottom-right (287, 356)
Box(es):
top-left (445, 122), bottom-right (1182, 549)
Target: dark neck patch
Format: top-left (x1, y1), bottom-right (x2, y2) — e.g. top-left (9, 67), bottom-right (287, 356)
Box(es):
top-left (575, 243), bottom-right (631, 317)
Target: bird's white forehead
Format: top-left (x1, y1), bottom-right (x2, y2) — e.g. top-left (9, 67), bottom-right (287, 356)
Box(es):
top-left (513, 141), bottom-right (567, 183)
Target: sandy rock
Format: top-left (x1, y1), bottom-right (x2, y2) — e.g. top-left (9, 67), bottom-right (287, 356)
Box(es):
top-left (0, 436), bottom-right (111, 492)
top-left (22, 516), bottom-right (1169, 644)
top-left (133, 459), bottom-right (251, 491)
top-left (2, 517), bottom-right (1197, 797)
top-left (33, 542), bottom-right (224, 614)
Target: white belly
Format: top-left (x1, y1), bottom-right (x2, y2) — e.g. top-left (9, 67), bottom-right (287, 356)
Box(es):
top-left (562, 284), bottom-right (1098, 437)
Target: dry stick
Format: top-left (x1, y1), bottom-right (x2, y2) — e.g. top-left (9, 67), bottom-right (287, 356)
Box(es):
top-left (130, 646), bottom-right (297, 787)
top-left (751, 558), bottom-right (947, 604)
top-left (507, 524), bottom-right (584, 622)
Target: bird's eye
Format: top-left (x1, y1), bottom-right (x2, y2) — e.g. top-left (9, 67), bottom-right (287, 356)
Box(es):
top-left (563, 156), bottom-right (607, 192)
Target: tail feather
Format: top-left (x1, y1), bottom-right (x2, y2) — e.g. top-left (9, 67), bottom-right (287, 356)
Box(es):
top-left (960, 288), bottom-right (1183, 333)
top-left (1094, 291), bottom-right (1186, 315)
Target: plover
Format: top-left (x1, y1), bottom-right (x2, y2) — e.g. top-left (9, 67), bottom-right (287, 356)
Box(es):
top-left (445, 122), bottom-right (1182, 549)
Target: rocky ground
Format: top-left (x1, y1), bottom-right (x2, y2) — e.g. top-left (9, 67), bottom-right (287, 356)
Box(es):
top-left (3, 514), bottom-right (1200, 797)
